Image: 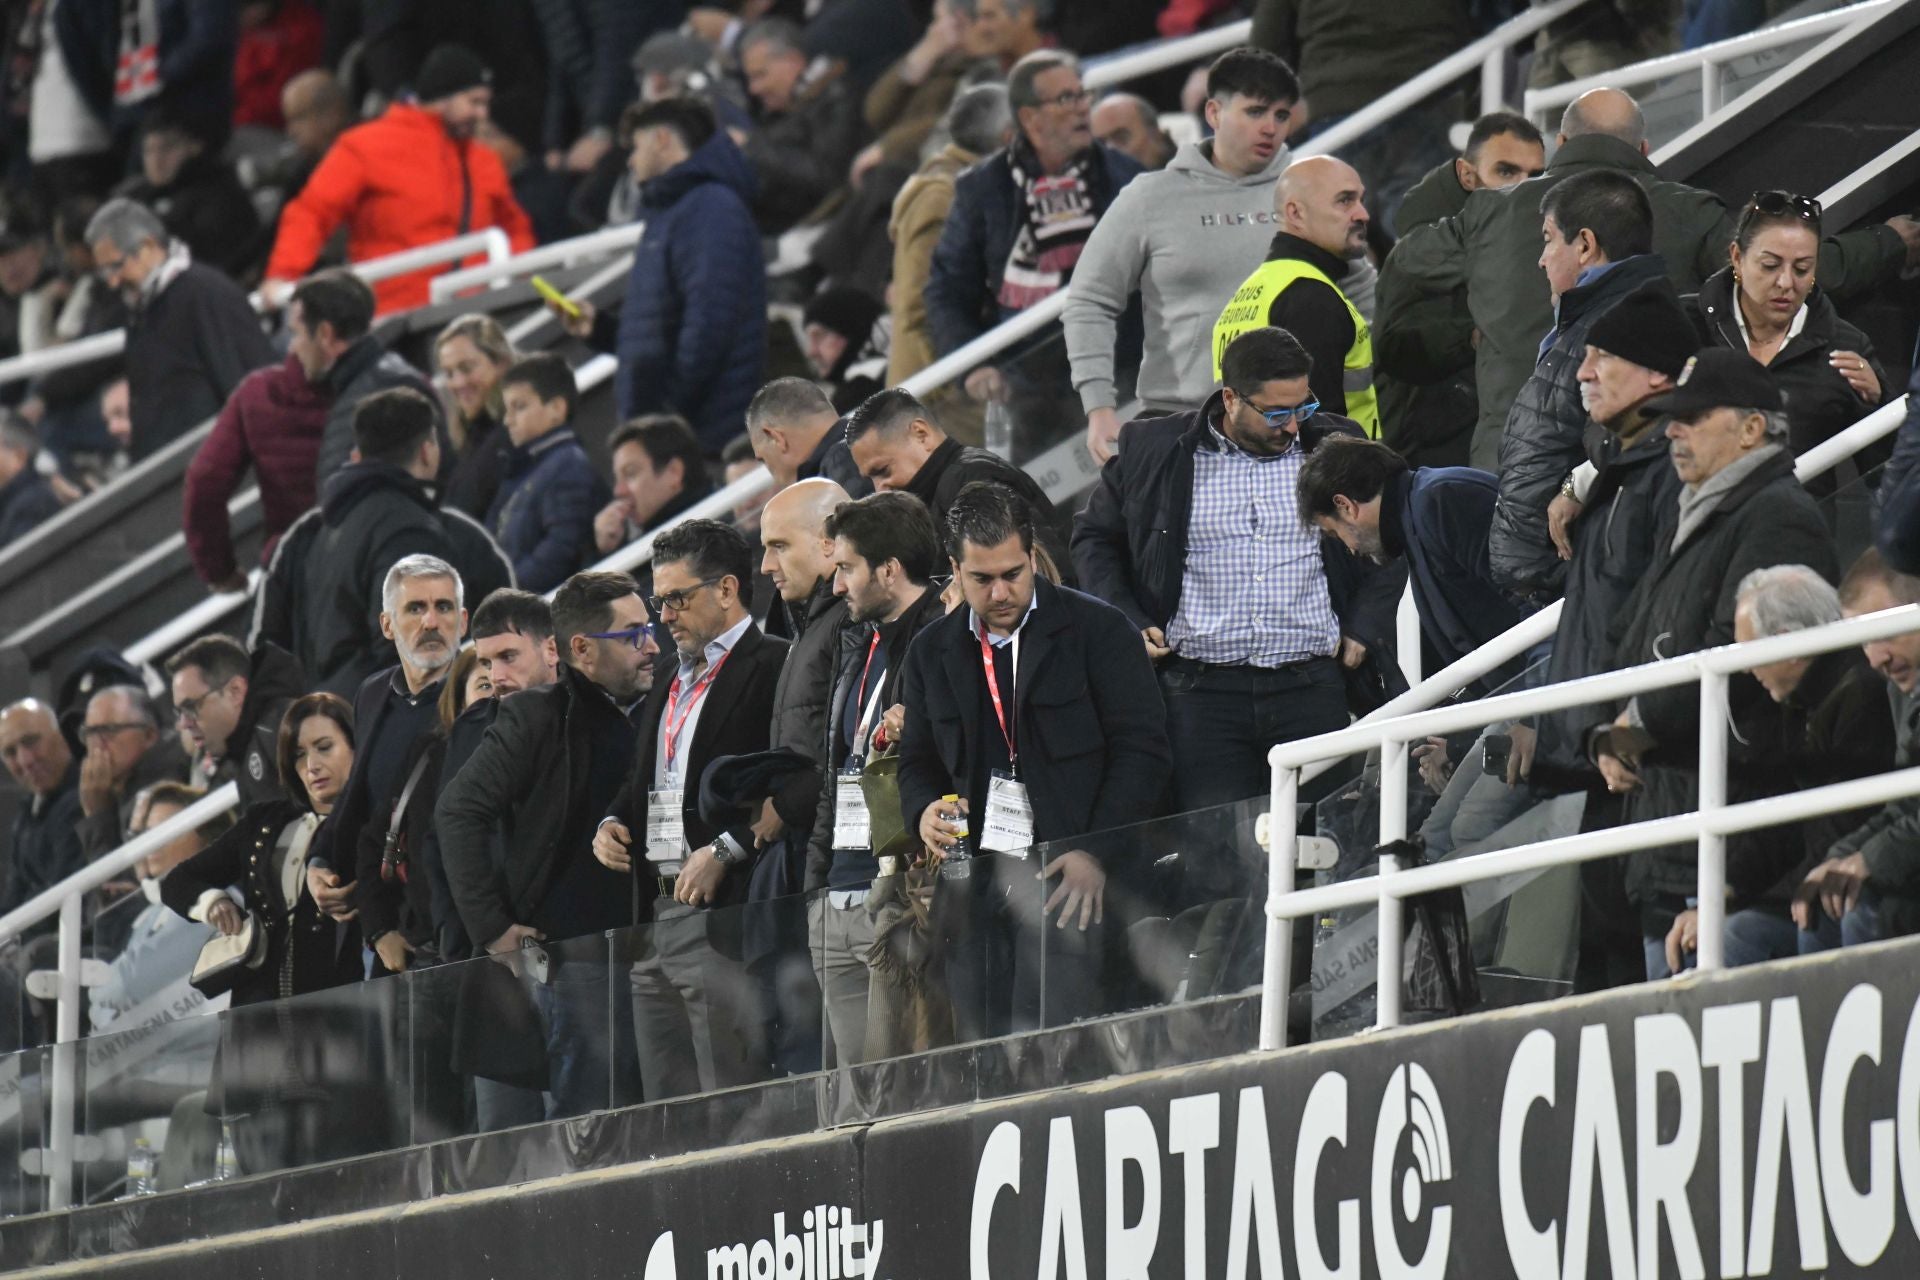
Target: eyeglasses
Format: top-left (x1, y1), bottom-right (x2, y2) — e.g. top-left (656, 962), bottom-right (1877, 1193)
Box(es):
top-left (1738, 190), bottom-right (1821, 238)
top-left (585, 625), bottom-right (660, 651)
top-left (81, 722), bottom-right (151, 742)
top-left (1242, 396), bottom-right (1319, 426)
top-left (646, 578), bottom-right (723, 615)
top-left (172, 689), bottom-right (225, 725)
top-left (1036, 88), bottom-right (1092, 110)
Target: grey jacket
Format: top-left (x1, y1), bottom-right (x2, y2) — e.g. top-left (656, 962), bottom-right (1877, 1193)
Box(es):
top-left (1064, 139), bottom-right (1289, 414)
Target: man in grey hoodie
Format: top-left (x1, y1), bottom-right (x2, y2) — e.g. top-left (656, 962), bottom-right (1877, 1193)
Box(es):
top-left (1065, 48), bottom-right (1300, 464)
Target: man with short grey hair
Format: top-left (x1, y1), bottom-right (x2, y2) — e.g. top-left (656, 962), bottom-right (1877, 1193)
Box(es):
top-left (926, 49), bottom-right (1142, 454)
top-left (76, 684), bottom-right (188, 860)
top-left (735, 18), bottom-right (864, 233)
top-left (1586, 350), bottom-right (1840, 981)
top-left (744, 377), bottom-right (869, 494)
top-left (86, 197), bottom-right (273, 460)
top-left (0, 415), bottom-right (59, 551)
top-left (307, 554), bottom-right (472, 976)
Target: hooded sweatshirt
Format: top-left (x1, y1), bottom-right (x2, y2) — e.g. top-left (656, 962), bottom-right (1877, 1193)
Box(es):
top-left (1064, 138), bottom-right (1292, 414)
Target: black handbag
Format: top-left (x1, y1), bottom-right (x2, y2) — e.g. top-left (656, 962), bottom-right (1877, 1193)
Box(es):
top-left (188, 911), bottom-right (268, 997)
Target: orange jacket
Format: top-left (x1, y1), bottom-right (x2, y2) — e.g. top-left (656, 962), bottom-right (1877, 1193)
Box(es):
top-left (265, 103), bottom-right (535, 313)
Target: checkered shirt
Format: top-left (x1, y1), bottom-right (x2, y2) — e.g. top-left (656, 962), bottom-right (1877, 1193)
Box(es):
top-left (1164, 426), bottom-right (1340, 667)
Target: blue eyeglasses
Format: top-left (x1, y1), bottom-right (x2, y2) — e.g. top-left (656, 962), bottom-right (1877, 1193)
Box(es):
top-left (585, 624), bottom-right (662, 651)
top-left (1245, 396), bottom-right (1319, 427)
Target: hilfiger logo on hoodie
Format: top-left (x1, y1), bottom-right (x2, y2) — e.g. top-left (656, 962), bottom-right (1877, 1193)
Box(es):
top-left (1198, 210), bottom-right (1280, 228)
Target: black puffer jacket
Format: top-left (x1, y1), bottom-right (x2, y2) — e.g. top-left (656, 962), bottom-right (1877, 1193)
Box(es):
top-left (1606, 448), bottom-right (1837, 928)
top-left (313, 337), bottom-right (443, 485)
top-left (1684, 267), bottom-right (1887, 493)
top-left (1530, 424), bottom-right (1683, 793)
top-left (1489, 254), bottom-right (1672, 600)
top-left (251, 462), bottom-right (514, 697)
top-left (768, 582), bottom-right (852, 831)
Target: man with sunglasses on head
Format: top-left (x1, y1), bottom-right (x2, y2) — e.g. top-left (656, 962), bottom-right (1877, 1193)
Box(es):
top-left (594, 520), bottom-right (789, 1100)
top-left (437, 571), bottom-right (660, 1121)
top-left (1073, 326), bottom-right (1406, 819)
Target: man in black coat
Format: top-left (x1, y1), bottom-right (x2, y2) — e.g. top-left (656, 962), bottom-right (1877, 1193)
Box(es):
top-left (84, 198), bottom-right (273, 460)
top-left (900, 482), bottom-right (1171, 1041)
top-left (437, 570), bottom-right (660, 1119)
top-left (0, 699), bottom-right (85, 936)
top-left (1487, 169), bottom-right (1670, 601)
top-left (1071, 326), bottom-right (1406, 819)
top-left (163, 635), bottom-right (306, 809)
top-left (844, 386), bottom-right (1072, 582)
top-left (1586, 351), bottom-right (1838, 981)
top-left (593, 521), bottom-right (790, 1100)
top-left (745, 377), bottom-right (871, 496)
top-left (805, 490), bottom-right (945, 1065)
top-left (1296, 437), bottom-right (1521, 682)
top-left (252, 389), bottom-right (514, 697)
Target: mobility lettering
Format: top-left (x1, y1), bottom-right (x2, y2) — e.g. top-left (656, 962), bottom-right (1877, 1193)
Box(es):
top-left (963, 983), bottom-right (1920, 1277)
top-left (640, 1209), bottom-right (886, 1280)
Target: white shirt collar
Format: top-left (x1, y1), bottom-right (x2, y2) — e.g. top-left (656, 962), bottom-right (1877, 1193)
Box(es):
top-left (970, 594), bottom-right (1037, 649)
top-left (1730, 291), bottom-right (1808, 346)
top-left (678, 613), bottom-right (752, 678)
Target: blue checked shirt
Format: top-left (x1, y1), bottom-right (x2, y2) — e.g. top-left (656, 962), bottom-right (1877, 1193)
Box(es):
top-left (1164, 425), bottom-right (1340, 667)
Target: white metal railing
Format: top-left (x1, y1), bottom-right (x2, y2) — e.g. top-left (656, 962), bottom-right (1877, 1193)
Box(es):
top-left (1259, 605), bottom-right (1920, 1051)
top-left (1525, 0), bottom-right (1893, 130)
top-left (429, 222), bottom-right (646, 304)
top-left (0, 783), bottom-right (240, 1207)
top-left (0, 229), bottom-right (516, 392)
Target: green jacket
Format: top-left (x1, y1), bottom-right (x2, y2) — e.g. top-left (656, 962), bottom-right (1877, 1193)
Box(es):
top-left (1375, 159), bottom-right (1476, 466)
top-left (1386, 132), bottom-right (1905, 470)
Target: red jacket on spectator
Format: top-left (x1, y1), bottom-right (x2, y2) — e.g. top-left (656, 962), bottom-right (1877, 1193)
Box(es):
top-left (264, 103), bottom-right (536, 312)
top-left (183, 354), bottom-right (329, 585)
top-left (232, 0), bottom-right (325, 129)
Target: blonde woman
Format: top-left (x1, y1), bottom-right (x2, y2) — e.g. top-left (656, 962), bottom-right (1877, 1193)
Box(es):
top-left (434, 314), bottom-right (516, 518)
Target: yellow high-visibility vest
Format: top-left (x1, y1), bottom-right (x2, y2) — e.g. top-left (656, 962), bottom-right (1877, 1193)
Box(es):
top-left (1212, 257), bottom-right (1380, 437)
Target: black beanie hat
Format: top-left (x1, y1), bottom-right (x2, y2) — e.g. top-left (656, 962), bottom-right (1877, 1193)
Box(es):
top-left (415, 44), bottom-right (492, 103)
top-left (1584, 280), bottom-right (1699, 379)
top-left (802, 286), bottom-right (884, 343)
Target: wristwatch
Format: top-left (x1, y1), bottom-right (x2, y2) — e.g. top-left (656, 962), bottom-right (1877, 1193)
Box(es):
top-left (1559, 472), bottom-right (1579, 500)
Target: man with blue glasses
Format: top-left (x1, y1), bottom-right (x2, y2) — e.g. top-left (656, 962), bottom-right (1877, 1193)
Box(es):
top-left (1072, 326), bottom-right (1406, 833)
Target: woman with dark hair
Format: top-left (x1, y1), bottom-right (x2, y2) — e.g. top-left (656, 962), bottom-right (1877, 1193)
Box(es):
top-left (1683, 191), bottom-right (1887, 490)
top-left (160, 691), bottom-right (368, 1174)
top-left (434, 314), bottom-right (517, 520)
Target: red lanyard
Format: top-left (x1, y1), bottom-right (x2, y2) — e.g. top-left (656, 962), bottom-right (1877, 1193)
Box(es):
top-left (661, 651), bottom-right (730, 773)
top-left (854, 629), bottom-right (882, 714)
top-left (977, 622), bottom-right (1018, 765)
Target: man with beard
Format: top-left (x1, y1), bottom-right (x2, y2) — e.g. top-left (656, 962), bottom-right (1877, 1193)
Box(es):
top-left (261, 44), bottom-right (535, 313)
top-left (303, 556), bottom-right (470, 976)
top-left (437, 571), bottom-right (659, 1118)
top-left (805, 490), bottom-right (945, 1064)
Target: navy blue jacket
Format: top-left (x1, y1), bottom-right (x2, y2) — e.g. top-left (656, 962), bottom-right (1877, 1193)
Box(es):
top-left (925, 142), bottom-right (1143, 357)
top-left (604, 133), bottom-right (766, 453)
top-left (54, 0), bottom-right (236, 140)
top-left (1876, 363), bottom-right (1920, 574)
top-left (486, 428), bottom-right (607, 594)
top-left (0, 467), bottom-right (61, 551)
top-left (1380, 466), bottom-right (1522, 684)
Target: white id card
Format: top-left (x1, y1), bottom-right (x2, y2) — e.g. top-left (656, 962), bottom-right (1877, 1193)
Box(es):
top-left (833, 770), bottom-right (871, 850)
top-left (645, 788), bottom-right (685, 864)
top-left (980, 770), bottom-right (1035, 854)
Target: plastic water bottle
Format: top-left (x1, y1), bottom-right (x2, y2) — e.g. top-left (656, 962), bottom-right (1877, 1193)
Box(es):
top-left (984, 401), bottom-right (1014, 460)
top-left (941, 794), bottom-right (973, 881)
top-left (126, 1137), bottom-right (156, 1197)
top-left (214, 1123), bottom-right (239, 1182)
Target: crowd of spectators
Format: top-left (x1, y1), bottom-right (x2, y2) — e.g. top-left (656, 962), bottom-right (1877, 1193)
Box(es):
top-left (0, 0), bottom-right (1917, 1195)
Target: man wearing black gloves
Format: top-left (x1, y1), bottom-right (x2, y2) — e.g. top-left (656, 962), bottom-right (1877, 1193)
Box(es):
top-left (899, 482), bottom-right (1170, 1040)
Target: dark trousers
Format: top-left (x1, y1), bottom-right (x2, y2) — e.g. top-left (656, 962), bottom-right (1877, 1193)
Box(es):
top-left (533, 935), bottom-right (641, 1120)
top-left (1575, 788), bottom-right (1644, 993)
top-left (1160, 656), bottom-right (1349, 812)
top-left (942, 859), bottom-right (1103, 1044)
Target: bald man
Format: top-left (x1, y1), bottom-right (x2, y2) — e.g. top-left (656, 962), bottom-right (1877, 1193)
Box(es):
top-left (1091, 94), bottom-right (1175, 172)
top-left (0, 700), bottom-right (85, 927)
top-left (282, 70), bottom-right (352, 163)
top-left (1387, 85), bottom-right (1920, 470)
top-left (1213, 155), bottom-right (1379, 434)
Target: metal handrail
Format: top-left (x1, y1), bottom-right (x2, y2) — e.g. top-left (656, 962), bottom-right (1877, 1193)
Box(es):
top-left (1261, 603), bottom-right (1920, 1051)
top-left (0, 228), bottom-right (516, 391)
top-left (1523, 0), bottom-right (1894, 126)
top-left (430, 223), bottom-right (646, 303)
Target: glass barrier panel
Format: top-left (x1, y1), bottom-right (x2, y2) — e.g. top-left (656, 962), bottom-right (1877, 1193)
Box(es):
top-left (0, 1041), bottom-right (47, 1217)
